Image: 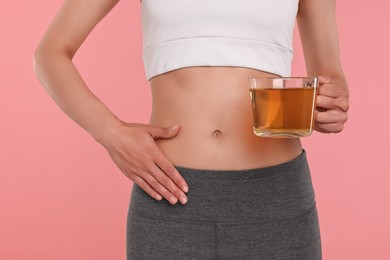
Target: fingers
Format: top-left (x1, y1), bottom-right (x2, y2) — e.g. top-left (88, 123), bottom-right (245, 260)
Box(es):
top-left (132, 175), bottom-right (163, 201)
top-left (136, 124), bottom-right (188, 204)
top-left (153, 151), bottom-right (189, 193)
top-left (316, 95), bottom-right (349, 112)
top-left (314, 122), bottom-right (345, 134)
top-left (153, 151), bottom-right (189, 199)
top-left (148, 124), bottom-right (180, 140)
top-left (106, 122), bottom-right (188, 205)
top-left (315, 109), bottom-right (348, 124)
top-left (318, 83), bottom-right (349, 100)
top-left (317, 80), bottom-right (349, 112)
top-left (318, 75), bottom-right (331, 85)
top-left (314, 108), bottom-right (348, 134)
top-left (147, 162), bottom-right (188, 205)
top-left (313, 76), bottom-right (350, 134)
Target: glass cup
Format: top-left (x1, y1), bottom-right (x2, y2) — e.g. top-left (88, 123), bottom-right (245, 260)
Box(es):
top-left (248, 77), bottom-right (318, 138)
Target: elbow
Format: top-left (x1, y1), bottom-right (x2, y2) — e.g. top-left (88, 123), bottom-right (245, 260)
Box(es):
top-left (32, 47), bottom-right (45, 82)
top-left (32, 44), bottom-right (55, 71)
top-left (32, 44), bottom-right (71, 81)
top-left (32, 47), bottom-right (43, 75)
top-left (32, 46), bottom-right (53, 84)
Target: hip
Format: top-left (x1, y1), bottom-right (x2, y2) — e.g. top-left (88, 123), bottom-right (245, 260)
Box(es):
top-left (129, 149), bottom-right (316, 223)
top-left (127, 149), bottom-right (321, 259)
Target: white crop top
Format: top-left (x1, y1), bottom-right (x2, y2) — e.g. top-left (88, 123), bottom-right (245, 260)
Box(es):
top-left (141, 0), bottom-right (299, 81)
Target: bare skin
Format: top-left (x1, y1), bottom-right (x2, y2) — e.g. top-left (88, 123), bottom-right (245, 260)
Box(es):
top-left (33, 0), bottom-right (349, 206)
top-left (148, 66), bottom-right (303, 170)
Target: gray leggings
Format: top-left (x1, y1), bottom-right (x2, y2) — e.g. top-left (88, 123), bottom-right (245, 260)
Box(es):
top-left (126, 149), bottom-right (322, 259)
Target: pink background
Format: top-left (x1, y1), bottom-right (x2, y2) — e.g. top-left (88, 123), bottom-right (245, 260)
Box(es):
top-left (1, 0), bottom-right (389, 259)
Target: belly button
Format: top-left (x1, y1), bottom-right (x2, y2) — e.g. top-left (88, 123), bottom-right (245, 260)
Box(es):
top-left (212, 129), bottom-right (222, 138)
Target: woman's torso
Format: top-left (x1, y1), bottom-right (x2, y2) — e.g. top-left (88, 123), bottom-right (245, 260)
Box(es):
top-left (148, 67), bottom-right (303, 170)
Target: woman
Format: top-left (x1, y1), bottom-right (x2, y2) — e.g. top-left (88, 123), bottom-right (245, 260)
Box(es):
top-left (33, 0), bottom-right (349, 259)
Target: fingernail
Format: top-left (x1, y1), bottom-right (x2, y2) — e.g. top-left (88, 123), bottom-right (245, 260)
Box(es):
top-left (170, 196), bottom-right (178, 204)
top-left (156, 194), bottom-right (162, 200)
top-left (180, 196), bottom-right (187, 204)
top-left (182, 186), bottom-right (189, 193)
top-left (319, 76), bottom-right (330, 83)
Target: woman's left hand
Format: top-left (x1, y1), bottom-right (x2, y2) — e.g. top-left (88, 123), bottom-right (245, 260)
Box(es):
top-left (314, 75), bottom-right (350, 134)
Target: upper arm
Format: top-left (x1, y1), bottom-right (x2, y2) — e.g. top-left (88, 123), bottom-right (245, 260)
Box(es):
top-left (297, 0), bottom-right (344, 77)
top-left (35, 0), bottom-right (120, 58)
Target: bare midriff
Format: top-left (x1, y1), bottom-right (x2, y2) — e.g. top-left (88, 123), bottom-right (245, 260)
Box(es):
top-left (148, 66), bottom-right (303, 170)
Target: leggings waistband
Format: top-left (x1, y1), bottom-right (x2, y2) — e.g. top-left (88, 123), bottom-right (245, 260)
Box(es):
top-left (129, 149), bottom-right (316, 223)
top-left (173, 149), bottom-right (309, 180)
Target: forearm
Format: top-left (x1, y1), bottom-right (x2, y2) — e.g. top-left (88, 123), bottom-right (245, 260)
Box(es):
top-left (33, 49), bottom-right (123, 145)
top-left (297, 0), bottom-right (348, 91)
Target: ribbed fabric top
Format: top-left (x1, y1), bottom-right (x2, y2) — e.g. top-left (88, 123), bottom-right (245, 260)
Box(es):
top-left (141, 0), bottom-right (299, 81)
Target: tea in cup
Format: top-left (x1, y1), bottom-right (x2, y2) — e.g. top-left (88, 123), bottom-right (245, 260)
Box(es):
top-left (248, 77), bottom-right (318, 138)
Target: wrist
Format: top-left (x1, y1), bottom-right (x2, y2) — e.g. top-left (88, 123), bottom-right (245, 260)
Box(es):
top-left (91, 117), bottom-right (125, 148)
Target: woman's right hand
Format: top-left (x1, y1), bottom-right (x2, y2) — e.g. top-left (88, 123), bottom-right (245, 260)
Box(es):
top-left (98, 121), bottom-right (189, 205)
top-left (31, 0), bottom-right (187, 204)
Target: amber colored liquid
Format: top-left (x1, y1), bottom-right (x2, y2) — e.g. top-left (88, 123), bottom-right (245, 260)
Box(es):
top-left (249, 88), bottom-right (316, 137)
